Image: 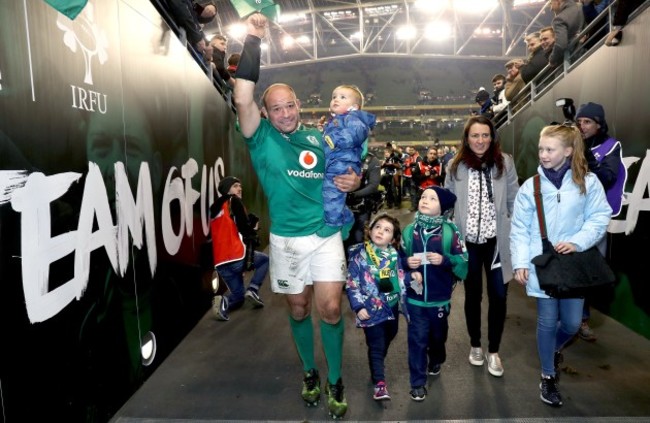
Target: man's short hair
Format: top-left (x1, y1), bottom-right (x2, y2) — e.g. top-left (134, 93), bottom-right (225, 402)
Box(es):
top-left (211, 34), bottom-right (227, 43)
top-left (505, 58), bottom-right (525, 69)
top-left (492, 74), bottom-right (506, 83)
top-left (540, 26), bottom-right (555, 35)
top-left (525, 32), bottom-right (541, 43)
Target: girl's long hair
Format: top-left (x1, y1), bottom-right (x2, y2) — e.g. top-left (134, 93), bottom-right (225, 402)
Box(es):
top-left (540, 125), bottom-right (588, 194)
top-left (449, 115), bottom-right (505, 179)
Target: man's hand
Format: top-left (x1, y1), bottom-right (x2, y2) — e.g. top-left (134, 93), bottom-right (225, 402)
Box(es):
top-left (247, 13), bottom-right (267, 39)
top-left (333, 167), bottom-right (361, 192)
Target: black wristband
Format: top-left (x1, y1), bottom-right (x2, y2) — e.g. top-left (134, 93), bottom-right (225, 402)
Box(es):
top-left (235, 34), bottom-right (261, 83)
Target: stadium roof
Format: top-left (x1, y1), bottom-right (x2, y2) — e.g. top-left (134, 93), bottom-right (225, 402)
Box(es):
top-left (204, 0), bottom-right (553, 68)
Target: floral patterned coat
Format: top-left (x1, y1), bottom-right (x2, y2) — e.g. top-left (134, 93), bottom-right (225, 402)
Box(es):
top-left (345, 243), bottom-right (410, 328)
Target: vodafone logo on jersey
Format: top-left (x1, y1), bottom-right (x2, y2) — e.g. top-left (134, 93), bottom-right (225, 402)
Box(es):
top-left (299, 150), bottom-right (318, 170)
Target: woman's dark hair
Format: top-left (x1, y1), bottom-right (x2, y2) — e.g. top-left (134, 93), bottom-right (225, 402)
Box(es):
top-left (366, 213), bottom-right (401, 248)
top-left (449, 115), bottom-right (505, 179)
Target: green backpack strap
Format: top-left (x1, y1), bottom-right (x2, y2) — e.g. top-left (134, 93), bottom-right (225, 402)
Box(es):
top-left (402, 223), bottom-right (414, 256)
top-left (442, 221), bottom-right (468, 281)
top-left (442, 221), bottom-right (452, 256)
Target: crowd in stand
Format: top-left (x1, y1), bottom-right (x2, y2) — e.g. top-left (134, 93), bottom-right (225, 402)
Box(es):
top-left (473, 0), bottom-right (646, 124)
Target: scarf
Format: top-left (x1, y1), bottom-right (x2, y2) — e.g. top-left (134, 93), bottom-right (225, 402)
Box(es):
top-left (415, 212), bottom-right (445, 229)
top-left (364, 242), bottom-right (399, 294)
top-left (542, 159), bottom-right (571, 190)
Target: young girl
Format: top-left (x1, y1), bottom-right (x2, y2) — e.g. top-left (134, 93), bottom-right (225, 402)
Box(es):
top-left (345, 213), bottom-right (408, 401)
top-left (510, 125), bottom-right (611, 407)
top-left (402, 186), bottom-right (468, 401)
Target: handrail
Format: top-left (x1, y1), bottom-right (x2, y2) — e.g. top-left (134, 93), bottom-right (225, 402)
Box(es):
top-left (495, 0), bottom-right (650, 130)
top-left (149, 0), bottom-right (233, 107)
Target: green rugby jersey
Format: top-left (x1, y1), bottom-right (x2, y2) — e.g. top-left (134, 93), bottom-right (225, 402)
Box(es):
top-left (244, 119), bottom-right (337, 237)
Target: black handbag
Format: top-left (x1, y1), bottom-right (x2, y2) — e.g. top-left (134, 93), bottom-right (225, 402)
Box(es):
top-left (530, 175), bottom-right (615, 298)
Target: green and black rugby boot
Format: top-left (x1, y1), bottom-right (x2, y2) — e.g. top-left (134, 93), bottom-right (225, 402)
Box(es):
top-left (301, 368), bottom-right (321, 406)
top-left (325, 377), bottom-right (347, 419)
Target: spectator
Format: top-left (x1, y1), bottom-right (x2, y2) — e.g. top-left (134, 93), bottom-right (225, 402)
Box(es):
top-left (504, 59), bottom-right (526, 102)
top-left (491, 74), bottom-right (509, 116)
top-left (227, 53), bottom-right (241, 77)
top-left (540, 26), bottom-right (557, 61)
top-left (475, 88), bottom-right (494, 120)
top-left (579, 0), bottom-right (611, 49)
top-left (211, 176), bottom-right (268, 321)
top-left (210, 34), bottom-right (235, 88)
top-left (161, 0), bottom-right (216, 58)
top-left (605, 0), bottom-right (645, 46)
top-left (520, 32), bottom-right (548, 84)
top-left (548, 0), bottom-right (585, 67)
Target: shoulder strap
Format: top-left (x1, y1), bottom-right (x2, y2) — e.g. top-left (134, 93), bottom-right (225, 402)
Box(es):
top-left (533, 174), bottom-right (548, 240)
top-left (442, 222), bottom-right (452, 256)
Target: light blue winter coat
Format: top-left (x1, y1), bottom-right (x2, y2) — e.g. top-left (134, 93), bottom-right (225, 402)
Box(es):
top-left (510, 167), bottom-right (612, 298)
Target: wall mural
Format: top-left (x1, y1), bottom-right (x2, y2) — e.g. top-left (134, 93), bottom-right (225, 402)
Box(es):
top-left (0, 0), bottom-right (260, 421)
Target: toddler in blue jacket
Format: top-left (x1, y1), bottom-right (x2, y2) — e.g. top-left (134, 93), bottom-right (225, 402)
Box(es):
top-left (322, 85), bottom-right (376, 234)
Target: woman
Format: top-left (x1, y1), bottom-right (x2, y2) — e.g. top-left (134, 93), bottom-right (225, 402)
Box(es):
top-left (444, 115), bottom-right (519, 377)
top-left (510, 125), bottom-right (611, 406)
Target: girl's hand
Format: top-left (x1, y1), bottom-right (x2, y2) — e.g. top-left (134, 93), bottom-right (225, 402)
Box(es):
top-left (407, 256), bottom-right (422, 269)
top-left (426, 252), bottom-right (443, 265)
top-left (554, 242), bottom-right (577, 254)
top-left (514, 268), bottom-right (528, 286)
top-left (357, 308), bottom-right (370, 320)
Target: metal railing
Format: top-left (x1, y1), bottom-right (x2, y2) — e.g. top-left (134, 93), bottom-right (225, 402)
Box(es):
top-left (494, 0), bottom-right (649, 130)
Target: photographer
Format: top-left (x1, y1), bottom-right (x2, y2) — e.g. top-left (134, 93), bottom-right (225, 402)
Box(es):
top-left (346, 149), bottom-right (383, 250)
top-left (210, 176), bottom-right (268, 321)
top-left (403, 146), bottom-right (423, 211)
top-left (380, 145), bottom-right (402, 209)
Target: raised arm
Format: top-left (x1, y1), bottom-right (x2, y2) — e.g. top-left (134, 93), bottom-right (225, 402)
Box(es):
top-left (233, 13), bottom-right (267, 138)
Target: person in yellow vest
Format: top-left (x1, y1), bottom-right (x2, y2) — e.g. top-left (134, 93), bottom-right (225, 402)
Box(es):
top-left (210, 176), bottom-right (269, 321)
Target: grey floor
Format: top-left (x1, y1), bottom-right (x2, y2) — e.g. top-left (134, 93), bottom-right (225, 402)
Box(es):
top-left (111, 208), bottom-right (650, 423)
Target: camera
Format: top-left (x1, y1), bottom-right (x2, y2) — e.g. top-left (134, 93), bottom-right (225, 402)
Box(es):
top-left (553, 98), bottom-right (576, 125)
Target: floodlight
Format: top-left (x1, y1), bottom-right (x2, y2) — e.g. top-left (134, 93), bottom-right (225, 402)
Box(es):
top-left (425, 22), bottom-right (452, 40)
top-left (396, 25), bottom-right (416, 40)
top-left (227, 23), bottom-right (247, 39)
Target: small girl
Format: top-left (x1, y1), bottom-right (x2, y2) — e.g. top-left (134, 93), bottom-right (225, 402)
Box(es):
top-left (510, 125), bottom-right (611, 407)
top-left (345, 213), bottom-right (409, 401)
top-left (402, 186), bottom-right (468, 401)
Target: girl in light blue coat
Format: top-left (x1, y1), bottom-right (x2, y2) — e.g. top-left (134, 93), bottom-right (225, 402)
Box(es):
top-left (510, 125), bottom-right (611, 408)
